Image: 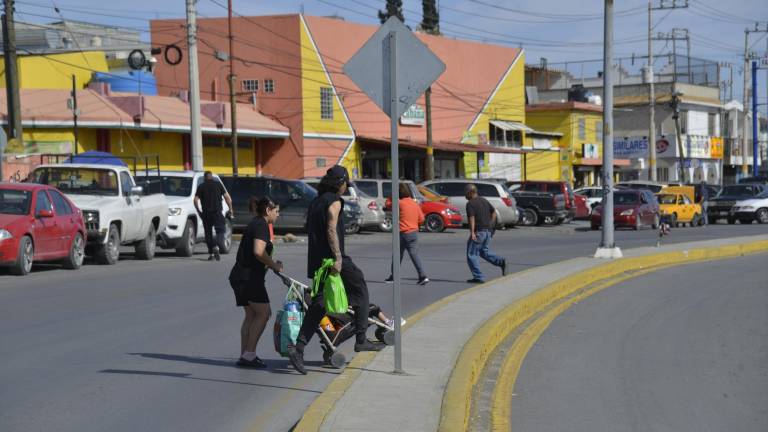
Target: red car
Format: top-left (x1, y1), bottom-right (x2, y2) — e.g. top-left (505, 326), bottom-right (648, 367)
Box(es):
top-left (573, 194), bottom-right (591, 219)
top-left (590, 188), bottom-right (660, 230)
top-left (0, 183), bottom-right (86, 275)
top-left (384, 197), bottom-right (462, 232)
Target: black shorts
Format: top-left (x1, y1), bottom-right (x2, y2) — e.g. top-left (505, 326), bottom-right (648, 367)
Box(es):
top-left (233, 280), bottom-right (270, 306)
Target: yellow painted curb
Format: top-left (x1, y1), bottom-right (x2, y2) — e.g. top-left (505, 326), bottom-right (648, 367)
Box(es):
top-left (290, 265), bottom-right (547, 432)
top-left (438, 239), bottom-right (768, 432)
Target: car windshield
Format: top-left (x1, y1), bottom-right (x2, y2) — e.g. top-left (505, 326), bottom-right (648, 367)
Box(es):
top-left (756, 190), bottom-right (768, 199)
top-left (656, 194), bottom-right (678, 204)
top-left (135, 176), bottom-right (192, 197)
top-left (32, 167), bottom-right (119, 196)
top-left (719, 186), bottom-right (755, 197)
top-left (0, 189), bottom-right (32, 215)
top-left (614, 192), bottom-right (639, 204)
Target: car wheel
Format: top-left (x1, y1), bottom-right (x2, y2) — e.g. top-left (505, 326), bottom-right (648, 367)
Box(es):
top-left (756, 208), bottom-right (768, 224)
top-left (521, 208), bottom-right (538, 226)
top-left (669, 213), bottom-right (678, 227)
top-left (651, 214), bottom-right (660, 230)
top-left (135, 224), bottom-right (157, 260)
top-left (62, 233), bottom-right (85, 270)
top-left (345, 222), bottom-right (360, 235)
top-left (96, 224), bottom-right (120, 265)
top-left (176, 220), bottom-right (195, 257)
top-left (380, 216), bottom-right (392, 232)
top-left (727, 217), bottom-right (736, 225)
top-left (220, 219), bottom-right (233, 254)
top-left (424, 213), bottom-right (445, 232)
top-left (11, 236), bottom-right (34, 276)
top-left (691, 214), bottom-right (700, 228)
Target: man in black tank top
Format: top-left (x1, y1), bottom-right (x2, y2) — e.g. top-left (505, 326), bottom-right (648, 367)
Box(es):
top-left (287, 166), bottom-right (382, 375)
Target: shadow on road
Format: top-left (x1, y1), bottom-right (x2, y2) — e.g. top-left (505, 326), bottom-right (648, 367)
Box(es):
top-left (100, 369), bottom-right (322, 393)
top-left (128, 352), bottom-right (339, 376)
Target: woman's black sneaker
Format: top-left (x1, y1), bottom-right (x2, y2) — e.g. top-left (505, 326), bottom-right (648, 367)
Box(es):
top-left (236, 357), bottom-right (267, 369)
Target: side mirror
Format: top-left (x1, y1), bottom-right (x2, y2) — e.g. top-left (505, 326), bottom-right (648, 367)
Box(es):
top-left (36, 209), bottom-right (54, 218)
top-left (290, 192), bottom-right (302, 201)
top-left (130, 186), bottom-right (144, 195)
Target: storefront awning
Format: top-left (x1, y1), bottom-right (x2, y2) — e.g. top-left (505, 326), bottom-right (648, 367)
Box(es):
top-left (489, 120), bottom-right (533, 133)
top-left (358, 135), bottom-right (528, 154)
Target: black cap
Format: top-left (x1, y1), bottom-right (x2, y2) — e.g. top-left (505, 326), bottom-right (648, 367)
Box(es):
top-left (325, 165), bottom-right (349, 183)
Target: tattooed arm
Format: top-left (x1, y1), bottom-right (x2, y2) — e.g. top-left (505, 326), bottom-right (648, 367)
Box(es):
top-left (327, 200), bottom-right (342, 273)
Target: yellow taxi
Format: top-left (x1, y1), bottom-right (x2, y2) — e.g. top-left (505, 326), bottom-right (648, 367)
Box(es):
top-left (656, 186), bottom-right (703, 227)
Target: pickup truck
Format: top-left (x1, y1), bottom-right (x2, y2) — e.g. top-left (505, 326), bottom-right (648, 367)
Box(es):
top-left (706, 183), bottom-right (767, 224)
top-left (136, 171), bottom-right (233, 257)
top-left (509, 188), bottom-right (567, 226)
top-left (30, 162), bottom-right (168, 264)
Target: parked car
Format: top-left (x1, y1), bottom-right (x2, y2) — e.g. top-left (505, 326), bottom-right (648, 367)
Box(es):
top-left (418, 185), bottom-right (449, 204)
top-left (573, 194), bottom-right (590, 219)
top-left (656, 188), bottom-right (703, 227)
top-left (220, 176), bottom-right (317, 231)
top-left (731, 189), bottom-right (768, 224)
top-left (136, 171), bottom-right (233, 257)
top-left (574, 186), bottom-right (603, 211)
top-left (359, 179), bottom-right (462, 232)
top-left (302, 178), bottom-right (386, 232)
top-left (507, 181), bottom-right (576, 222)
top-left (706, 183), bottom-right (767, 224)
top-left (737, 175), bottom-right (768, 185)
top-left (0, 183), bottom-right (86, 275)
top-left (591, 189), bottom-right (660, 230)
top-left (31, 158), bottom-right (168, 265)
top-left (508, 187), bottom-right (567, 226)
top-left (420, 179), bottom-right (519, 227)
top-left (343, 199), bottom-right (363, 234)
top-left (615, 180), bottom-right (666, 193)
top-left (665, 182), bottom-right (721, 203)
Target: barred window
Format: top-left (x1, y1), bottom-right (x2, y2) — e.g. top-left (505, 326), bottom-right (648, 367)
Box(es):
top-left (578, 118), bottom-right (586, 140)
top-left (320, 87), bottom-right (334, 120)
top-left (264, 79), bottom-right (275, 93)
top-left (595, 120), bottom-right (603, 140)
top-left (242, 79), bottom-right (259, 92)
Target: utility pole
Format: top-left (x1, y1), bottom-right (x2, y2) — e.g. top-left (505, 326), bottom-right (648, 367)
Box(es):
top-left (671, 91), bottom-right (686, 182)
top-left (647, 1), bottom-right (688, 181)
top-left (425, 86), bottom-right (434, 180)
top-left (2, 0), bottom-right (23, 148)
top-left (70, 75), bottom-right (79, 155)
top-left (595, 0), bottom-right (621, 259)
top-left (186, 0), bottom-right (204, 171)
top-left (752, 59), bottom-right (759, 177)
top-left (228, 0), bottom-right (239, 176)
top-left (742, 23), bottom-right (768, 177)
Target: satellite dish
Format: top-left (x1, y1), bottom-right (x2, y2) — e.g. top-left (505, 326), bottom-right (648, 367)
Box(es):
top-left (128, 49), bottom-right (147, 70)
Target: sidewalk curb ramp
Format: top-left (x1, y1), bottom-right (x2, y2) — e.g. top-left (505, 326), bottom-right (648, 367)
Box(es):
top-left (288, 237), bottom-right (768, 432)
top-left (440, 239), bottom-right (768, 432)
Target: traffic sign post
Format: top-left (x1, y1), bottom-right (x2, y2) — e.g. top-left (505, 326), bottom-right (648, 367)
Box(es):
top-left (344, 17), bottom-right (445, 373)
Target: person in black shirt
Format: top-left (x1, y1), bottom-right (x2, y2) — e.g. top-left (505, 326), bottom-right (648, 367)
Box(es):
top-left (231, 197), bottom-right (283, 368)
top-left (465, 184), bottom-right (506, 283)
top-left (194, 171), bottom-right (234, 261)
top-left (287, 165), bottom-right (381, 375)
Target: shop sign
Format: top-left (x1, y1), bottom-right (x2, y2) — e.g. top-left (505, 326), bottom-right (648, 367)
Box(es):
top-left (400, 104), bottom-right (425, 126)
top-left (655, 135), bottom-right (678, 158)
top-left (709, 137), bottom-right (724, 159)
top-left (685, 135), bottom-right (711, 159)
top-left (613, 136), bottom-right (648, 159)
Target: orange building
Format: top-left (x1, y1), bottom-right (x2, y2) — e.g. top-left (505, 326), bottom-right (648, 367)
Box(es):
top-left (150, 15), bottom-right (527, 180)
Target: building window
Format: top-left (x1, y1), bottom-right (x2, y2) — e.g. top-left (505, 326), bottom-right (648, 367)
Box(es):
top-left (680, 110), bottom-right (688, 134)
top-left (578, 118), bottom-right (586, 140)
top-left (242, 79), bottom-right (259, 92)
top-left (320, 87), bottom-right (334, 120)
top-left (489, 123), bottom-right (521, 148)
top-left (264, 79), bottom-right (275, 93)
top-left (595, 120), bottom-right (603, 140)
top-left (708, 113), bottom-right (717, 136)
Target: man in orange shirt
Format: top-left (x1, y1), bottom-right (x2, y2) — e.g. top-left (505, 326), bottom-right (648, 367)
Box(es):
top-left (386, 184), bottom-right (429, 285)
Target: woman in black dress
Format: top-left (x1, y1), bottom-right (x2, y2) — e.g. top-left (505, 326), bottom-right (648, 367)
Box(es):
top-left (234, 197), bottom-right (282, 368)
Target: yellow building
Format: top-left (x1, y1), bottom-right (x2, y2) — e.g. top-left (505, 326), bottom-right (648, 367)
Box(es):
top-left (0, 51), bottom-right (109, 89)
top-left (526, 101), bottom-right (607, 186)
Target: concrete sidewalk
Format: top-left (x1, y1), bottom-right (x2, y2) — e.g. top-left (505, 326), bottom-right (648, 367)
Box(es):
top-left (316, 235), bottom-right (768, 432)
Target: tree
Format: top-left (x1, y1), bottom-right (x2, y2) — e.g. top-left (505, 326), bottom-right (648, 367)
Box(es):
top-left (378, 0), bottom-right (404, 24)
top-left (420, 0), bottom-right (440, 35)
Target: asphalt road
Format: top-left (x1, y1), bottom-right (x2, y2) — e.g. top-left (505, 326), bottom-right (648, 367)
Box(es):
top-left (512, 253), bottom-right (768, 432)
top-left (1, 222), bottom-right (767, 432)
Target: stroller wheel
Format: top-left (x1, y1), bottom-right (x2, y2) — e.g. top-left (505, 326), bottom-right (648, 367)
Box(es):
top-left (383, 330), bottom-right (396, 346)
top-left (330, 351), bottom-right (346, 369)
top-left (375, 327), bottom-right (387, 344)
top-left (322, 351), bottom-right (332, 365)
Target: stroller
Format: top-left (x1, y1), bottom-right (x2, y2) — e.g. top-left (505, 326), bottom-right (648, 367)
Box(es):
top-left (274, 272), bottom-right (396, 369)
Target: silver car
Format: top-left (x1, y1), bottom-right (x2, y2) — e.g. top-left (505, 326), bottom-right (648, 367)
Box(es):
top-left (419, 179), bottom-right (519, 227)
top-left (301, 178), bottom-right (387, 232)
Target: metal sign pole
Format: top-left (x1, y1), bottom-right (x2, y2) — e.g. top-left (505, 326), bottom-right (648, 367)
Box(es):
top-left (388, 31), bottom-right (404, 374)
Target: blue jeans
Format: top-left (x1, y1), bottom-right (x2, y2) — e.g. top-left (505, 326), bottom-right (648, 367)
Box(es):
top-left (467, 230), bottom-right (503, 281)
top-left (391, 231), bottom-right (426, 278)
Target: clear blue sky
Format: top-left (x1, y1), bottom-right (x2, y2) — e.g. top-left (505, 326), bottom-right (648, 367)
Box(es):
top-left (13, 0), bottom-right (768, 102)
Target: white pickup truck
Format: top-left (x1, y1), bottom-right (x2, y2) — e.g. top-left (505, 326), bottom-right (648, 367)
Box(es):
top-left (135, 171), bottom-right (233, 257)
top-left (30, 163), bottom-right (168, 264)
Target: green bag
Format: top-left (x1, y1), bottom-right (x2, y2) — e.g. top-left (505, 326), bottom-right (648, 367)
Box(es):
top-left (312, 258), bottom-right (349, 315)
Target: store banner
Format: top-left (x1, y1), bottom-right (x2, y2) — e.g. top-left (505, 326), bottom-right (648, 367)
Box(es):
top-left (613, 136), bottom-right (648, 159)
top-left (685, 135), bottom-right (711, 159)
top-left (709, 137), bottom-right (724, 159)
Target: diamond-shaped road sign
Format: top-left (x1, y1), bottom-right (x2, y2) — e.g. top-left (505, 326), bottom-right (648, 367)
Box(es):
top-left (343, 17), bottom-right (446, 119)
